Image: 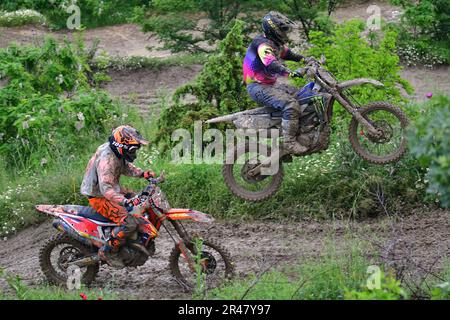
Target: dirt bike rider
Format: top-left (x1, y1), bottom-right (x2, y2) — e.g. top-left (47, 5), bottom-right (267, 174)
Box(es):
top-left (243, 11), bottom-right (314, 155)
top-left (80, 125), bottom-right (156, 267)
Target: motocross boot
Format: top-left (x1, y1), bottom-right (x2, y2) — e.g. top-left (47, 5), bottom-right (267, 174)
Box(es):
top-left (281, 119), bottom-right (308, 155)
top-left (98, 237), bottom-right (125, 268)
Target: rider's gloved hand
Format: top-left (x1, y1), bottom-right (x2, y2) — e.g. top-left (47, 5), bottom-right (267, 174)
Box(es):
top-left (304, 56), bottom-right (318, 64)
top-left (143, 170), bottom-right (156, 180)
top-left (124, 197), bottom-right (140, 212)
top-left (289, 68), bottom-right (305, 78)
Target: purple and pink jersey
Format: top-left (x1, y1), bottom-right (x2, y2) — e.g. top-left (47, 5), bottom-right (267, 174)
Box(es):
top-left (243, 35), bottom-right (301, 85)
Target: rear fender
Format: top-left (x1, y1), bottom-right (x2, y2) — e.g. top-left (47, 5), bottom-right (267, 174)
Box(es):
top-left (337, 78), bottom-right (384, 91)
top-left (166, 209), bottom-right (215, 224)
top-left (37, 205), bottom-right (106, 246)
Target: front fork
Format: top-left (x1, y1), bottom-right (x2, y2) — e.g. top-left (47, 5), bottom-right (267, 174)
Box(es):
top-left (333, 91), bottom-right (380, 137)
top-left (166, 220), bottom-right (198, 273)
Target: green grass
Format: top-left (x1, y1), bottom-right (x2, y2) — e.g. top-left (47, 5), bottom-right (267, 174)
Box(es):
top-left (0, 270), bottom-right (117, 300)
top-left (207, 237), bottom-right (371, 300)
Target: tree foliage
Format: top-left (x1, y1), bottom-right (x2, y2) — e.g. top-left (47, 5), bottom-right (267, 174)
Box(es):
top-left (0, 0), bottom-right (148, 29)
top-left (155, 19), bottom-right (253, 150)
top-left (408, 95), bottom-right (450, 208)
top-left (298, 19), bottom-right (413, 112)
top-left (0, 37), bottom-right (122, 167)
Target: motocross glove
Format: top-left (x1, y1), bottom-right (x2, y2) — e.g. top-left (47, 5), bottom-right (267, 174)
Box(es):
top-left (143, 170), bottom-right (156, 180)
top-left (304, 56), bottom-right (318, 64)
top-left (124, 197), bottom-right (140, 212)
top-left (288, 68), bottom-right (305, 78)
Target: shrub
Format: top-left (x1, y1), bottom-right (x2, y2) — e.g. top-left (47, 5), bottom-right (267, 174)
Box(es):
top-left (155, 19), bottom-right (254, 150)
top-left (0, 9), bottom-right (45, 27)
top-left (0, 0), bottom-right (148, 29)
top-left (388, 0), bottom-right (450, 66)
top-left (300, 19), bottom-right (413, 118)
top-left (0, 37), bottom-right (123, 168)
top-left (407, 95), bottom-right (450, 208)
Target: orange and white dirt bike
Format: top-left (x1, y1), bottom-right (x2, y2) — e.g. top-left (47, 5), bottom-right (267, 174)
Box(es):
top-left (36, 173), bottom-right (234, 290)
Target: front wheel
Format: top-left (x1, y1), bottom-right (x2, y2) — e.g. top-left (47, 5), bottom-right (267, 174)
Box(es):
top-left (349, 102), bottom-right (409, 164)
top-left (169, 237), bottom-right (234, 291)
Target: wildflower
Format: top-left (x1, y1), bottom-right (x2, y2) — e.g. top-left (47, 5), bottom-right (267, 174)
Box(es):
top-left (80, 293), bottom-right (88, 300)
top-left (77, 112), bottom-right (85, 121)
top-left (56, 74), bottom-right (64, 84)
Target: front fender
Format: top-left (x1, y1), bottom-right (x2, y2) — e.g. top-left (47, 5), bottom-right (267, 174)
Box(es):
top-left (337, 78), bottom-right (384, 91)
top-left (166, 208), bottom-right (215, 224)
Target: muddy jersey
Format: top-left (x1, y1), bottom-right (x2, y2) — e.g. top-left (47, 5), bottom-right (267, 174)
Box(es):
top-left (80, 143), bottom-right (144, 204)
top-left (243, 35), bottom-right (303, 85)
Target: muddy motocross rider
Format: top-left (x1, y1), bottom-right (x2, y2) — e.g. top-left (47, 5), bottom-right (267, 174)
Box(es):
top-left (244, 11), bottom-right (315, 154)
top-left (80, 125), bottom-right (156, 267)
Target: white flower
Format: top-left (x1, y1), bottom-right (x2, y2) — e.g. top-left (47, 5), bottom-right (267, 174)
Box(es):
top-left (77, 112), bottom-right (85, 121)
top-left (56, 74), bottom-right (64, 84)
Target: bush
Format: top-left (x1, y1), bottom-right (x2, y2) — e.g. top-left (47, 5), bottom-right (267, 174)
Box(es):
top-left (344, 270), bottom-right (408, 300)
top-left (0, 37), bottom-right (124, 169)
top-left (388, 0), bottom-right (450, 66)
top-left (0, 0), bottom-right (148, 29)
top-left (300, 19), bottom-right (413, 117)
top-left (155, 19), bottom-right (254, 150)
top-left (407, 95), bottom-right (450, 208)
top-left (0, 9), bottom-right (45, 27)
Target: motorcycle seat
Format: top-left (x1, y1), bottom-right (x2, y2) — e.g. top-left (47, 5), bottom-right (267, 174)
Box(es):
top-left (78, 206), bottom-right (113, 223)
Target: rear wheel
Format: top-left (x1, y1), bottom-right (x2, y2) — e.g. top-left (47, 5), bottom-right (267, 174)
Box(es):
top-left (349, 102), bottom-right (409, 164)
top-left (39, 233), bottom-right (99, 287)
top-left (222, 142), bottom-right (284, 202)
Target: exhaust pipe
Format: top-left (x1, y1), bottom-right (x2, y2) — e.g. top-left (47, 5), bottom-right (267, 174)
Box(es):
top-left (67, 255), bottom-right (100, 267)
top-left (52, 219), bottom-right (93, 247)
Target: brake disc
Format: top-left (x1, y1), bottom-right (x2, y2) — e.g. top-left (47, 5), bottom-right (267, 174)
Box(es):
top-left (367, 120), bottom-right (394, 143)
top-left (199, 251), bottom-right (217, 275)
top-left (241, 161), bottom-right (267, 184)
top-left (57, 247), bottom-right (82, 271)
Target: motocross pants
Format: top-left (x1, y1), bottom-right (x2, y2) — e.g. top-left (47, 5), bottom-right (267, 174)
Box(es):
top-left (246, 82), bottom-right (302, 120)
top-left (88, 197), bottom-right (139, 251)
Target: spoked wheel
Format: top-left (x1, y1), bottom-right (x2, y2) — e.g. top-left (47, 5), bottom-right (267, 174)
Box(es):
top-left (349, 102), bottom-right (409, 164)
top-left (169, 238), bottom-right (234, 291)
top-left (222, 141), bottom-right (284, 202)
top-left (39, 233), bottom-right (99, 286)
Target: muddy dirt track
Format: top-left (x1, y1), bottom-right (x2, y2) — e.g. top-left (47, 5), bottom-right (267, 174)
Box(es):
top-left (0, 209), bottom-right (448, 299)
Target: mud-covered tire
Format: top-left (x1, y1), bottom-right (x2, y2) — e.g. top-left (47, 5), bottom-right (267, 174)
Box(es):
top-left (222, 142), bottom-right (284, 202)
top-left (169, 238), bottom-right (234, 290)
top-left (349, 102), bottom-right (409, 164)
top-left (39, 233), bottom-right (99, 286)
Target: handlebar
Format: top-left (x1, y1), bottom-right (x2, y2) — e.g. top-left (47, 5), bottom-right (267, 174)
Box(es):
top-left (145, 171), bottom-right (165, 185)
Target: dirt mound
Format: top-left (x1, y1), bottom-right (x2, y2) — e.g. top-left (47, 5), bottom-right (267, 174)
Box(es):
top-left (104, 65), bottom-right (202, 116)
top-left (0, 24), bottom-right (171, 58)
top-left (0, 209), bottom-right (448, 299)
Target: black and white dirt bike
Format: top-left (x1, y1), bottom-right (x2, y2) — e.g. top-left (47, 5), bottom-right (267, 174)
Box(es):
top-left (206, 56), bottom-right (409, 202)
